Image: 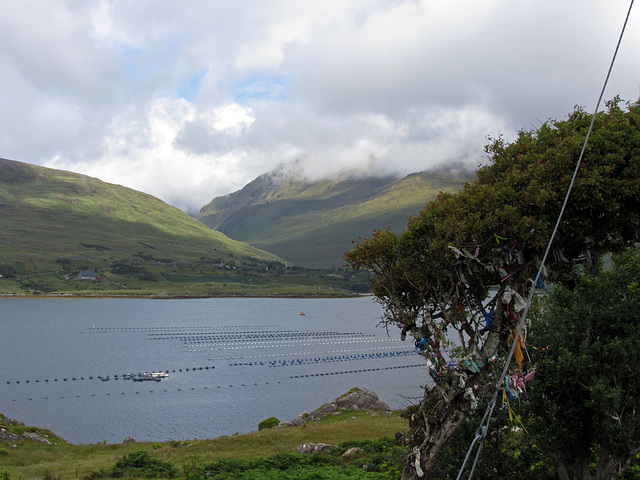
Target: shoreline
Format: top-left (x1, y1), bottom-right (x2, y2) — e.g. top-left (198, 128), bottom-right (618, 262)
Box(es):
top-left (0, 292), bottom-right (368, 300)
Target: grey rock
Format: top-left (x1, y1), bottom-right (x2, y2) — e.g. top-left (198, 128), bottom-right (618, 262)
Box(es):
top-left (290, 388), bottom-right (391, 425)
top-left (297, 442), bottom-right (337, 454)
top-left (341, 447), bottom-right (364, 457)
top-left (21, 432), bottom-right (52, 444)
top-left (335, 388), bottom-right (390, 412)
top-left (0, 428), bottom-right (21, 442)
top-left (289, 416), bottom-right (304, 426)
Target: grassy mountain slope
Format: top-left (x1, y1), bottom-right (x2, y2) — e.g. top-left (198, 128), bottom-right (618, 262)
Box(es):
top-left (196, 169), bottom-right (470, 268)
top-left (0, 158), bottom-right (355, 296)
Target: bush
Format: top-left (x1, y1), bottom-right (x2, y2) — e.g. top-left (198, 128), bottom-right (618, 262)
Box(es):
top-left (83, 450), bottom-right (178, 479)
top-left (258, 417), bottom-right (280, 431)
top-left (202, 452), bottom-right (392, 480)
top-left (0, 264), bottom-right (16, 279)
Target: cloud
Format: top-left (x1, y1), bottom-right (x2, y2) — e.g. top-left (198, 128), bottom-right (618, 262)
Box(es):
top-left (1, 0), bottom-right (639, 214)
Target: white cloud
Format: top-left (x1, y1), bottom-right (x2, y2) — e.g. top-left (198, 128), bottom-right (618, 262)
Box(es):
top-left (1, 0), bottom-right (639, 214)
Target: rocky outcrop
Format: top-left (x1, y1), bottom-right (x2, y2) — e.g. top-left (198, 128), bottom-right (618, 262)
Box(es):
top-left (21, 432), bottom-right (52, 444)
top-left (0, 427), bottom-right (52, 444)
top-left (341, 447), bottom-right (364, 458)
top-left (297, 442), bottom-right (337, 453)
top-left (0, 428), bottom-right (21, 442)
top-left (335, 387), bottom-right (391, 412)
top-left (290, 387), bottom-right (391, 425)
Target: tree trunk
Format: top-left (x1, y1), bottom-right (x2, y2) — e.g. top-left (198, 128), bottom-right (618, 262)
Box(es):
top-left (401, 286), bottom-right (511, 479)
top-left (402, 387), bottom-right (470, 479)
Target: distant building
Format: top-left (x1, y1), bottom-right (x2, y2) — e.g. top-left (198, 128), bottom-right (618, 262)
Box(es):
top-left (77, 270), bottom-right (97, 280)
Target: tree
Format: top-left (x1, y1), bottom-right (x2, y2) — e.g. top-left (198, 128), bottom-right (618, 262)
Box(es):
top-left (527, 247), bottom-right (640, 480)
top-left (345, 98), bottom-right (640, 479)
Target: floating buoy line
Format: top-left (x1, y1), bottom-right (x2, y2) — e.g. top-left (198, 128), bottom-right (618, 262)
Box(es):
top-left (2, 365), bottom-right (216, 386)
top-left (187, 338), bottom-right (398, 351)
top-left (228, 350), bottom-right (415, 366)
top-left (5, 362), bottom-right (422, 403)
top-left (5, 325), bottom-right (422, 404)
top-left (1, 349), bottom-right (420, 389)
top-left (222, 344), bottom-right (412, 361)
top-left (84, 325), bottom-right (279, 332)
top-left (290, 363), bottom-right (423, 379)
top-left (1, 349), bottom-right (416, 385)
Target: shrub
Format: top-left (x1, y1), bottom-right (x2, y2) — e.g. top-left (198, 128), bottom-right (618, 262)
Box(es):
top-left (258, 417), bottom-right (280, 431)
top-left (83, 450), bottom-right (178, 479)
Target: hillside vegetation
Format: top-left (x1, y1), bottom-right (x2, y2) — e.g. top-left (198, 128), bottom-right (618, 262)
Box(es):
top-left (0, 158), bottom-right (362, 297)
top-left (0, 407), bottom-right (407, 480)
top-left (197, 168), bottom-right (470, 268)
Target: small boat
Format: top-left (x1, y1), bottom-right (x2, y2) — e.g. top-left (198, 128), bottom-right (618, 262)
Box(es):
top-left (132, 372), bottom-right (167, 382)
top-left (299, 312), bottom-right (306, 316)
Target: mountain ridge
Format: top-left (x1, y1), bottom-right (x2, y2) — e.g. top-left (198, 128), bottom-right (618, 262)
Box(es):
top-left (197, 168), bottom-right (471, 268)
top-left (0, 157), bottom-right (362, 296)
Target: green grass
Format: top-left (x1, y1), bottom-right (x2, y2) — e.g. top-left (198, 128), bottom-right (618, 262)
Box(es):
top-left (197, 170), bottom-right (469, 268)
top-left (0, 411), bottom-right (407, 480)
top-left (0, 158), bottom-right (366, 297)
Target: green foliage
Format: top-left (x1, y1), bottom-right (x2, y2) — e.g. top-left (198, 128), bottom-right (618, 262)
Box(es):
top-left (430, 247), bottom-right (640, 479)
top-left (182, 454), bottom-right (206, 480)
top-left (202, 447), bottom-right (398, 480)
top-left (258, 417), bottom-right (281, 431)
top-left (0, 264), bottom-right (16, 279)
top-left (429, 402), bottom-right (555, 480)
top-left (77, 438), bottom-right (404, 480)
top-left (621, 453), bottom-right (640, 480)
top-left (334, 437), bottom-right (406, 477)
top-left (0, 470), bottom-right (11, 480)
top-left (527, 247), bottom-right (640, 478)
top-left (345, 98), bottom-right (640, 475)
top-left (83, 450), bottom-right (178, 479)
top-left (0, 449), bottom-right (8, 456)
top-left (110, 263), bottom-right (155, 281)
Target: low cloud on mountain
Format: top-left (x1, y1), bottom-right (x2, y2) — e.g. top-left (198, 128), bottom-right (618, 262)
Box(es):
top-left (1, 1), bottom-right (638, 213)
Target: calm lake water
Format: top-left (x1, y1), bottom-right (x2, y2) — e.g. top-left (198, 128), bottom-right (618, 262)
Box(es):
top-left (0, 296), bottom-right (425, 444)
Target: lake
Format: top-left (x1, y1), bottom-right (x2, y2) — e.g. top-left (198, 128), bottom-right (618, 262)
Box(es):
top-left (0, 296), bottom-right (425, 444)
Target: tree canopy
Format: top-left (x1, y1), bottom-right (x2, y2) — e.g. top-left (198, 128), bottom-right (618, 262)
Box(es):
top-left (345, 97), bottom-right (640, 478)
top-left (528, 247), bottom-right (640, 480)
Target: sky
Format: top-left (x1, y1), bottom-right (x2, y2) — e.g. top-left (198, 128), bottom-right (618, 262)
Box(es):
top-left (1, 1), bottom-right (639, 214)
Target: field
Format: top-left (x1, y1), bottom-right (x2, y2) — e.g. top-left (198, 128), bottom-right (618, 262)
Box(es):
top-left (0, 410), bottom-right (407, 479)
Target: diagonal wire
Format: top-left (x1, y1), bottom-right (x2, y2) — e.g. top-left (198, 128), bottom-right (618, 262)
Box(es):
top-left (456, 2), bottom-right (635, 479)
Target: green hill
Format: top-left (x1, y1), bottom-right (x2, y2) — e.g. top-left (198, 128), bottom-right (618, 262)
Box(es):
top-left (0, 395), bottom-right (407, 480)
top-left (0, 158), bottom-right (356, 297)
top-left (196, 169), bottom-right (470, 268)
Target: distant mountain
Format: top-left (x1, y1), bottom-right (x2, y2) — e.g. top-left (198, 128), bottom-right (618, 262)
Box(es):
top-left (196, 168), bottom-right (470, 268)
top-left (0, 158), bottom-right (332, 297)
